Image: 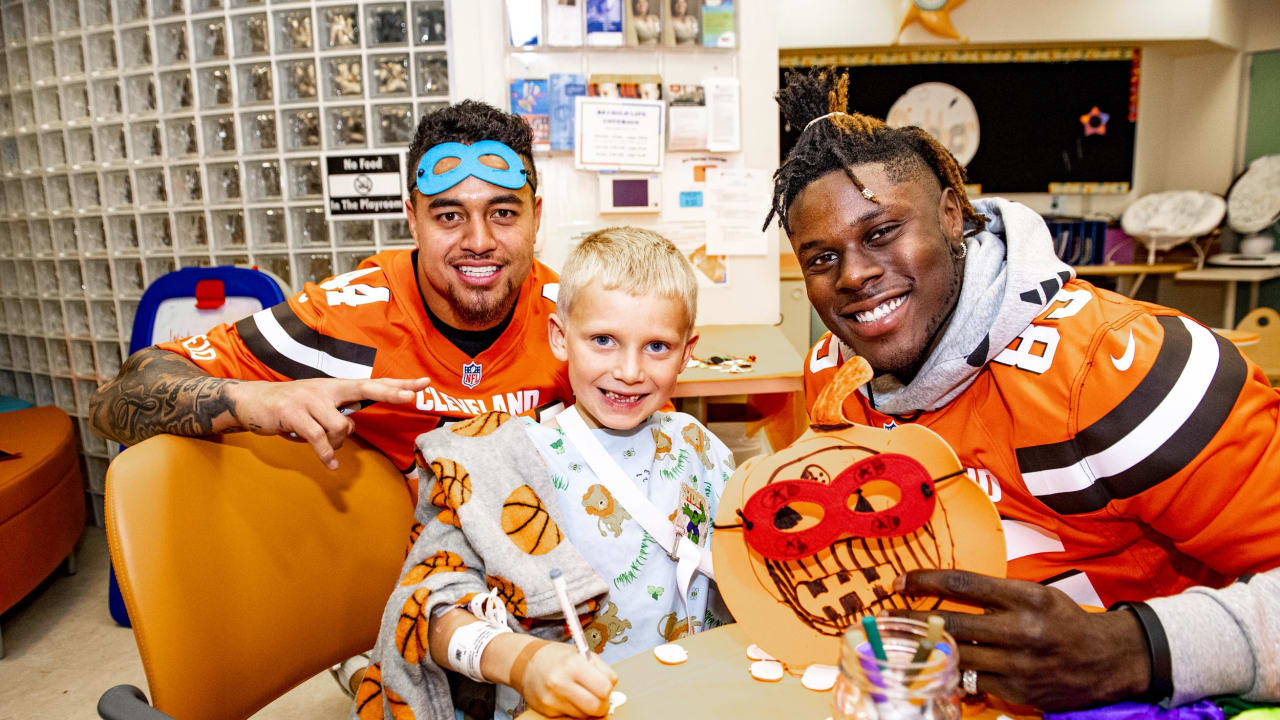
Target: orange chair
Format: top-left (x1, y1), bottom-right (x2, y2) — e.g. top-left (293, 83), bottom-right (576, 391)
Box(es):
top-left (0, 405), bottom-right (84, 658)
top-left (99, 432), bottom-right (414, 720)
top-left (1236, 307), bottom-right (1280, 384)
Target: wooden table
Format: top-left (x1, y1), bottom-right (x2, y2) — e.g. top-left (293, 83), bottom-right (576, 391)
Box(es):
top-left (1073, 263), bottom-right (1194, 298)
top-left (675, 324), bottom-right (805, 400)
top-left (516, 623), bottom-right (1039, 720)
top-left (674, 325), bottom-right (807, 448)
top-left (518, 624), bottom-right (827, 719)
top-left (1174, 266), bottom-right (1280, 329)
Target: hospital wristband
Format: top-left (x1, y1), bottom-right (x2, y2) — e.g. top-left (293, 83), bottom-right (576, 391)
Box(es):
top-left (447, 620), bottom-right (511, 683)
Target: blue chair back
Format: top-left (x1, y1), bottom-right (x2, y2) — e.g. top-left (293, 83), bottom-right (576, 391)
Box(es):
top-left (110, 265), bottom-right (285, 627)
top-left (128, 266), bottom-right (287, 354)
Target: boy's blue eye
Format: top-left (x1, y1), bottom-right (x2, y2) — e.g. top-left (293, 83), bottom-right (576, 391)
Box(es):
top-left (646, 341), bottom-right (669, 353)
top-left (591, 335), bottom-right (613, 347)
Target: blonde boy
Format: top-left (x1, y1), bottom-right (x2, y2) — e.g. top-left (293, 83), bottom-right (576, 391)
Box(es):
top-left (358, 228), bottom-right (735, 720)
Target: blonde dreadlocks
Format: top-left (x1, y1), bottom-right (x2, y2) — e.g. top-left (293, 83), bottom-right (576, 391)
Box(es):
top-left (764, 67), bottom-right (987, 237)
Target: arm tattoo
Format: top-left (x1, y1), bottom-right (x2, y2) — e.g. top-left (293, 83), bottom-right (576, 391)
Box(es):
top-left (89, 347), bottom-right (245, 446)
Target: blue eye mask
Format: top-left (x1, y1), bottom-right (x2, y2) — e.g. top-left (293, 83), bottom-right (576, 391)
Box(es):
top-left (415, 140), bottom-right (528, 196)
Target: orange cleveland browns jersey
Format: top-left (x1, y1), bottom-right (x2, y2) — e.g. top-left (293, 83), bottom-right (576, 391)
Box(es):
top-left (805, 277), bottom-right (1280, 608)
top-left (157, 249), bottom-right (573, 477)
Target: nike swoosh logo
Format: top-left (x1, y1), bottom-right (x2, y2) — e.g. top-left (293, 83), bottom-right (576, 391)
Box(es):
top-left (1110, 329), bottom-right (1136, 371)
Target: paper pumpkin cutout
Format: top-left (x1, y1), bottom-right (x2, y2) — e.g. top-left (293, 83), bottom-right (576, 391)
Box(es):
top-left (712, 357), bottom-right (1005, 667)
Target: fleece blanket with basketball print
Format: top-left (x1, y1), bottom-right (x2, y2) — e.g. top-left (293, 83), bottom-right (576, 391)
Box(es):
top-left (356, 410), bottom-right (733, 720)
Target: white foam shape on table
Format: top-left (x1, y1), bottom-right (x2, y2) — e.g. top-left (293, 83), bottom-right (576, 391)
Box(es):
top-left (746, 643), bottom-right (775, 661)
top-left (609, 691), bottom-right (627, 714)
top-left (1228, 154), bottom-right (1280, 234)
top-left (750, 659), bottom-right (784, 681)
top-left (1121, 190), bottom-right (1226, 251)
top-left (801, 663), bottom-right (839, 691)
top-left (653, 643), bottom-right (688, 664)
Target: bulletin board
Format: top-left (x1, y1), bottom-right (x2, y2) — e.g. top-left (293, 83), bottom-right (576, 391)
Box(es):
top-left (779, 48), bottom-right (1141, 195)
top-left (477, 0), bottom-right (780, 326)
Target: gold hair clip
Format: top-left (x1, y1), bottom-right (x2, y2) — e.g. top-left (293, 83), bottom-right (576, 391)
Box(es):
top-left (861, 187), bottom-right (877, 201)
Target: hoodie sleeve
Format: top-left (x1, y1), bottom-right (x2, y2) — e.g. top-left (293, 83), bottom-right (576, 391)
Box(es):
top-left (1062, 312), bottom-right (1280, 705)
top-left (1145, 568), bottom-right (1280, 705)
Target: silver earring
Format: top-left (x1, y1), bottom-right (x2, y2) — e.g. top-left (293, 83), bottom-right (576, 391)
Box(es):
top-left (954, 242), bottom-right (967, 260)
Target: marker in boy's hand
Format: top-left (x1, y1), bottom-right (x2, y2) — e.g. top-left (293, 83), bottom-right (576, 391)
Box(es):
top-left (514, 641), bottom-right (617, 718)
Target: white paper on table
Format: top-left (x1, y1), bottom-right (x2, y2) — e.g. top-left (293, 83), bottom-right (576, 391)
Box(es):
top-left (574, 96), bottom-right (665, 172)
top-left (546, 0), bottom-right (583, 46)
top-left (704, 77), bottom-right (741, 152)
top-left (704, 167), bottom-right (768, 256)
top-left (660, 153), bottom-right (737, 223)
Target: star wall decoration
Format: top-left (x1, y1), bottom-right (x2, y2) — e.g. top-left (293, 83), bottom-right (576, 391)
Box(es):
top-left (896, 0), bottom-right (968, 43)
top-left (1080, 106), bottom-right (1110, 136)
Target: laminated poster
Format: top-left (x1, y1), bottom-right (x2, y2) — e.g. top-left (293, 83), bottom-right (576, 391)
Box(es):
top-left (549, 73), bottom-right (587, 151)
top-left (506, 0), bottom-right (542, 46)
top-left (510, 78), bottom-right (551, 152)
top-left (546, 0), bottom-right (583, 46)
top-left (700, 0), bottom-right (735, 47)
top-left (574, 96), bottom-right (665, 172)
top-left (666, 0), bottom-right (700, 46)
top-left (585, 0), bottom-right (624, 46)
top-left (626, 0), bottom-right (664, 46)
top-left (587, 73), bottom-right (663, 101)
top-left (667, 83), bottom-right (707, 151)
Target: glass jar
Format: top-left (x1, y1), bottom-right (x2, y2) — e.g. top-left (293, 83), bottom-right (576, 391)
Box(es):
top-left (833, 617), bottom-right (960, 720)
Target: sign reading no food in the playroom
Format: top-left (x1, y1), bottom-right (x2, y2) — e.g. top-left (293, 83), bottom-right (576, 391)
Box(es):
top-left (325, 152), bottom-right (406, 219)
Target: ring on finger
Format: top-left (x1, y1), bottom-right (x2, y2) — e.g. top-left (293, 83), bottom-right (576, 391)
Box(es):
top-left (962, 669), bottom-right (979, 695)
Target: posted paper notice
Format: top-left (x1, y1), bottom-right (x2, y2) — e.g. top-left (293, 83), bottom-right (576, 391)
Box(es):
top-left (575, 97), bottom-right (664, 171)
top-left (705, 167), bottom-right (768, 256)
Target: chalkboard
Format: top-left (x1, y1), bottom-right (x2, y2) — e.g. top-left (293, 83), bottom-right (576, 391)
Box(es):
top-left (779, 50), bottom-right (1139, 194)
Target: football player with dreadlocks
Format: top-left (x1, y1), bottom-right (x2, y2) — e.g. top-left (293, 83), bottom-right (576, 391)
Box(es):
top-left (771, 67), bottom-right (1279, 711)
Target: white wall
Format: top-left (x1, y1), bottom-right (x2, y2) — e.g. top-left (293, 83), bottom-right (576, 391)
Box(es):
top-left (777, 0), bottom-right (1246, 50)
top-left (444, 0), bottom-right (781, 326)
top-left (1163, 50), bottom-right (1245, 193)
top-left (777, 0), bottom-right (1262, 218)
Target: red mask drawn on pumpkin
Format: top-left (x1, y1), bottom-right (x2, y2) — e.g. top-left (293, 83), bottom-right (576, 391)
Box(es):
top-left (740, 453), bottom-right (937, 562)
top-left (721, 443), bottom-right (967, 639)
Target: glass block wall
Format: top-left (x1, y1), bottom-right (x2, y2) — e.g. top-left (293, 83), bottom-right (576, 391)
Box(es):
top-left (0, 0), bottom-right (452, 526)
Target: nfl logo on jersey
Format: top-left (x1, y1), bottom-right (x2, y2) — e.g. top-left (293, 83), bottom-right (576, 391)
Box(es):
top-left (461, 362), bottom-right (482, 388)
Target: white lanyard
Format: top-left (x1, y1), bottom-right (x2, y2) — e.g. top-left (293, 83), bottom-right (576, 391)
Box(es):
top-left (557, 406), bottom-right (714, 635)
